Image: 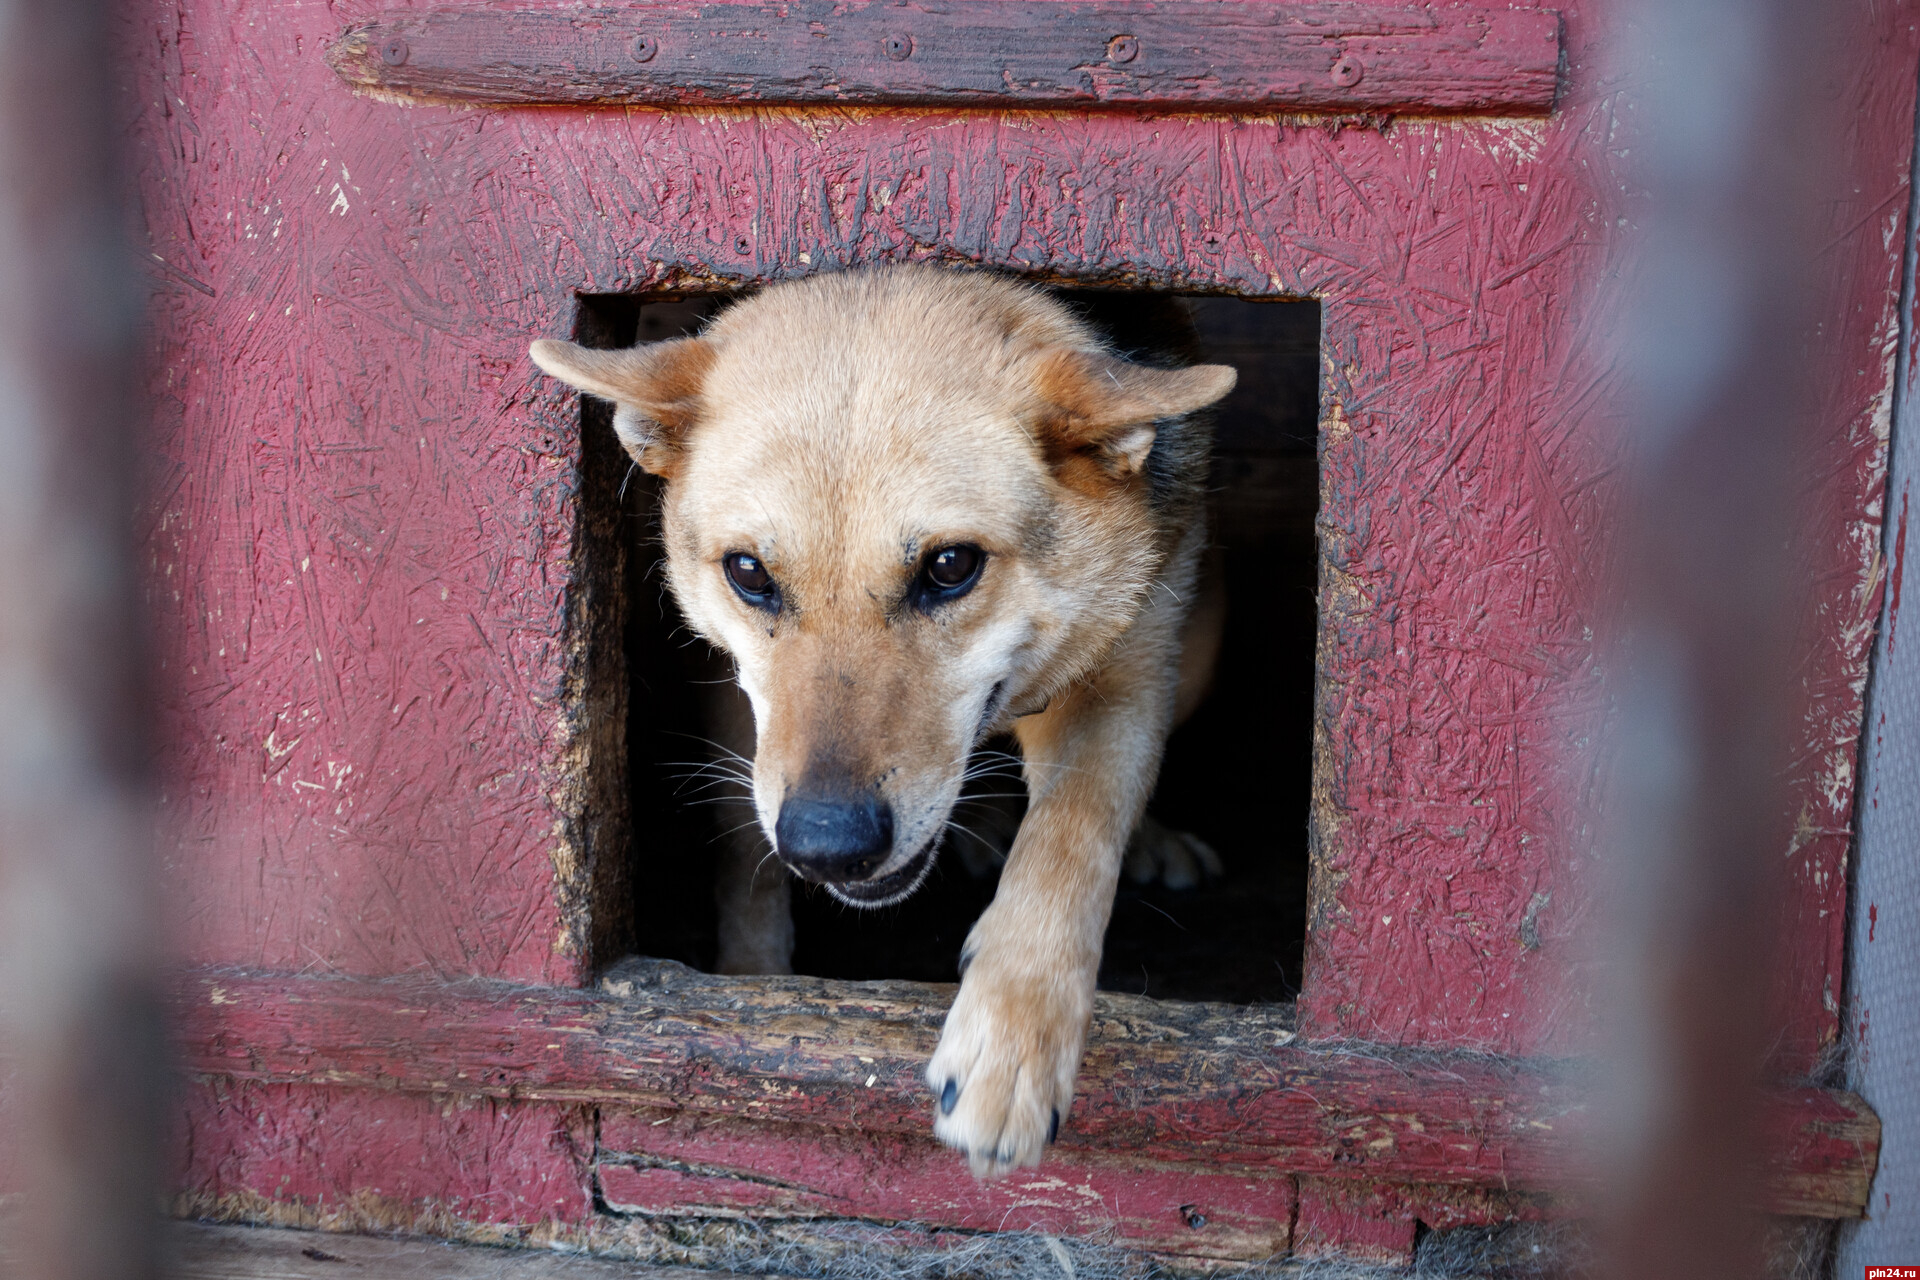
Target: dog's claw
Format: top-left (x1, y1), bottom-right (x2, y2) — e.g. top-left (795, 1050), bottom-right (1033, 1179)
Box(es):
top-left (1049, 1108), bottom-right (1061, 1144)
top-left (940, 1079), bottom-right (958, 1115)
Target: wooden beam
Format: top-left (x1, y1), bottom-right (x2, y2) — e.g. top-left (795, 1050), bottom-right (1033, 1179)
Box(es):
top-left (327, 3), bottom-right (1561, 114)
top-left (172, 961), bottom-right (1877, 1218)
top-left (169, 1222), bottom-right (758, 1280)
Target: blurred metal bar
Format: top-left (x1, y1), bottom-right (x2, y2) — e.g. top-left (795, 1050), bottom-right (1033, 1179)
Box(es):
top-left (0, 2), bottom-right (163, 1280)
top-left (1601, 1), bottom-right (1842, 1276)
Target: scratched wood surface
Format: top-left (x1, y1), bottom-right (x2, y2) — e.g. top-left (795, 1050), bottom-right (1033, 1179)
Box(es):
top-left (327, 4), bottom-right (1562, 113)
top-left (125, 0), bottom-right (1917, 1255)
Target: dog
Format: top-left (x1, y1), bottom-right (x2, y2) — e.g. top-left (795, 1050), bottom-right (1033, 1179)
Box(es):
top-left (531, 266), bottom-right (1235, 1175)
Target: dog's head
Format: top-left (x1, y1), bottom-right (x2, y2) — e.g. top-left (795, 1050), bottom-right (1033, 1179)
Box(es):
top-left (532, 268), bottom-right (1233, 905)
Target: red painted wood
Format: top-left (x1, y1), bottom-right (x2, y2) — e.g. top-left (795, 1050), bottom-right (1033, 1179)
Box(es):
top-left (596, 1109), bottom-right (1293, 1260)
top-left (122, 0), bottom-right (1918, 1257)
top-left (170, 967), bottom-right (1880, 1216)
top-left (329, 4), bottom-right (1562, 114)
top-left (172, 1080), bottom-right (594, 1233)
top-left (1292, 1179), bottom-right (1417, 1264)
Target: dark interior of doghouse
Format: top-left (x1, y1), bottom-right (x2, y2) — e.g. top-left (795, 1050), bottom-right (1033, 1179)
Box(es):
top-left (576, 285), bottom-right (1319, 1004)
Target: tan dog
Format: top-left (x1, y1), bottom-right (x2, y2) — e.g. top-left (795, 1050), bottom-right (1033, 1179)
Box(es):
top-left (531, 267), bottom-right (1235, 1175)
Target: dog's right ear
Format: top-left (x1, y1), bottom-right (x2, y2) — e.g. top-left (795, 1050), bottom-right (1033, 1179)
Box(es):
top-left (529, 337), bottom-right (716, 478)
top-left (1031, 349), bottom-right (1237, 479)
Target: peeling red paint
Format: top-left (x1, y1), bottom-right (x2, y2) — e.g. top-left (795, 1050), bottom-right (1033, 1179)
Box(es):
top-left (1890, 485), bottom-right (1908, 656)
top-left (1869, 901), bottom-right (1878, 943)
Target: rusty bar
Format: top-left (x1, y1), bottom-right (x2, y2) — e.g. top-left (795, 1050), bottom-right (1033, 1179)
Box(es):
top-left (0, 2), bottom-right (162, 1279)
top-left (1598, 0), bottom-right (1845, 1275)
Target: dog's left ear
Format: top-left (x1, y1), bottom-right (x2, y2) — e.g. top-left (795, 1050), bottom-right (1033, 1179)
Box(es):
top-left (1032, 350), bottom-right (1237, 476)
top-left (529, 337), bottom-right (716, 478)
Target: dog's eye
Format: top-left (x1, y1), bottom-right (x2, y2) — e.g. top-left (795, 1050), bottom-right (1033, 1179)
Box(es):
top-left (918, 544), bottom-right (984, 599)
top-left (723, 552), bottom-right (778, 609)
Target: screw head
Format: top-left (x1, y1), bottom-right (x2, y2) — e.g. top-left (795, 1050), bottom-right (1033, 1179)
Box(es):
top-left (882, 33), bottom-right (913, 60)
top-left (1200, 230), bottom-right (1224, 251)
top-left (1107, 35), bottom-right (1140, 64)
top-left (1180, 1204), bottom-right (1208, 1229)
top-left (1330, 54), bottom-right (1363, 87)
top-left (734, 235), bottom-right (753, 256)
top-left (378, 36), bottom-right (410, 67)
top-left (632, 34), bottom-right (658, 63)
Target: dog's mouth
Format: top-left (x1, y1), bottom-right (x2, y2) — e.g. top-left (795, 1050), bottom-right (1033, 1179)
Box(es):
top-left (808, 839), bottom-right (939, 908)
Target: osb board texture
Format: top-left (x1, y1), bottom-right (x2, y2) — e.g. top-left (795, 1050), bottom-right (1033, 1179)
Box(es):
top-left (126, 0), bottom-right (1913, 1063)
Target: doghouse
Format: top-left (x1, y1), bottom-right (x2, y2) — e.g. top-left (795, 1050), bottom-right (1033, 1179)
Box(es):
top-left (141, 0), bottom-right (1902, 1267)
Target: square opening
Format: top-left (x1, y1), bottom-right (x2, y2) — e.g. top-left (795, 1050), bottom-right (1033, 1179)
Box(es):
top-left (574, 285), bottom-right (1319, 1005)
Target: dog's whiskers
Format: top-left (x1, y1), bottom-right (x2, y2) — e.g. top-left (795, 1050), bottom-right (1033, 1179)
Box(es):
top-left (711, 815), bottom-right (771, 843)
top-left (664, 766), bottom-right (755, 798)
top-left (663, 762), bottom-right (755, 783)
top-left (748, 842), bottom-right (783, 891)
top-left (942, 817), bottom-right (997, 851)
top-left (664, 732), bottom-right (755, 770)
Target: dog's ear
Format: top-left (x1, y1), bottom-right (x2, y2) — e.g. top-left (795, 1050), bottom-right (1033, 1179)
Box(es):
top-left (1032, 349), bottom-right (1237, 476)
top-left (529, 337), bottom-right (716, 478)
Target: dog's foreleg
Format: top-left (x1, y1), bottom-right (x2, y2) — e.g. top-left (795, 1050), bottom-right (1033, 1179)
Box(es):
top-left (925, 599), bottom-right (1183, 1176)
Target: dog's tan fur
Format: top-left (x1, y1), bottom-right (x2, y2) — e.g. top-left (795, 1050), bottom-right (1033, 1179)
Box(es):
top-left (531, 267), bottom-right (1234, 1176)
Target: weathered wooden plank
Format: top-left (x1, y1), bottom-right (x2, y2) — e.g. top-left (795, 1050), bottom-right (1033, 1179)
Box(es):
top-left (595, 1106), bottom-right (1294, 1260)
top-left (327, 3), bottom-right (1561, 114)
top-left (171, 960), bottom-right (1878, 1216)
top-left (1292, 1179), bottom-right (1417, 1265)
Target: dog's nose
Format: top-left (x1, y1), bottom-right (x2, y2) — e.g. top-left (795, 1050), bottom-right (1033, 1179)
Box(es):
top-left (775, 793), bottom-right (894, 883)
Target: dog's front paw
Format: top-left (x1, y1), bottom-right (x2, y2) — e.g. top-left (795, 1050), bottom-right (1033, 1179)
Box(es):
top-left (926, 953), bottom-right (1089, 1178)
